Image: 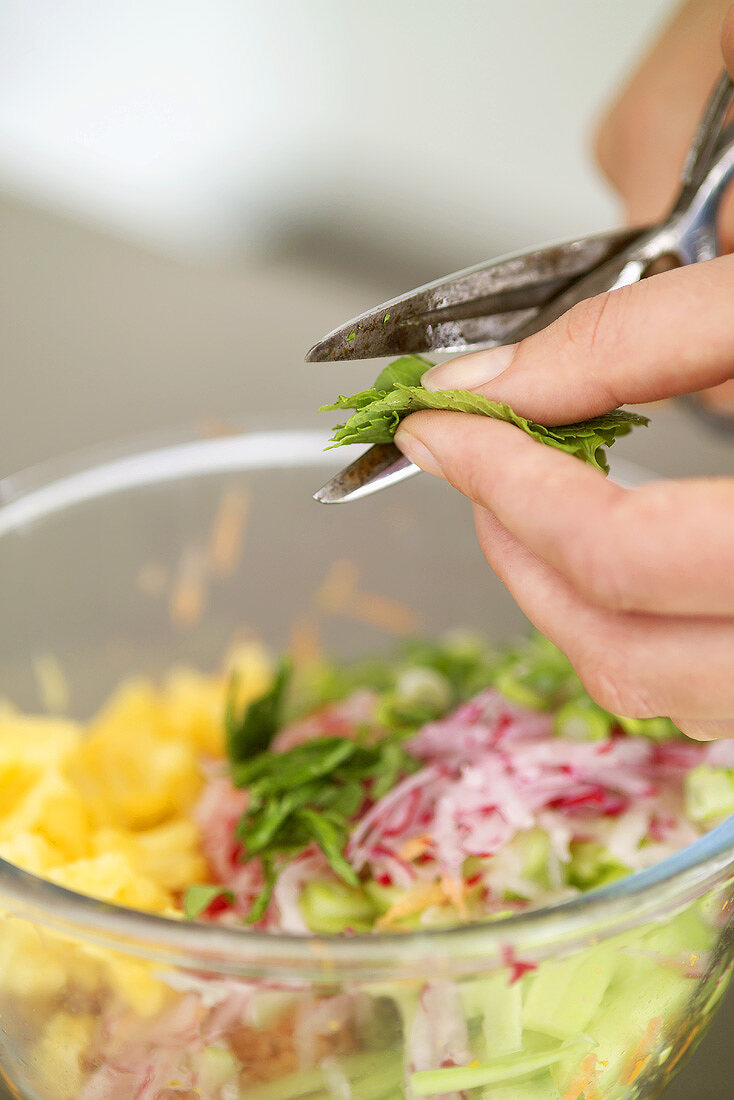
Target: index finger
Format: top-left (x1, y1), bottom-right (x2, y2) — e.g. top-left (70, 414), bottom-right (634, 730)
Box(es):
top-left (394, 410), bottom-right (734, 617)
top-left (421, 254), bottom-right (734, 425)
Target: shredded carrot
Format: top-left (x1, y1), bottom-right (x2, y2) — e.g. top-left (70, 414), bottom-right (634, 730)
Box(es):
top-left (310, 558), bottom-right (420, 636)
top-left (312, 560), bottom-right (360, 614)
top-left (196, 417), bottom-right (238, 439)
top-left (288, 618), bottom-right (324, 668)
top-left (306, 938), bottom-right (335, 973)
top-left (345, 591), bottom-right (421, 636)
top-left (621, 1015), bottom-right (663, 1085)
top-left (397, 834), bottom-right (433, 862)
top-left (440, 875), bottom-right (469, 920)
top-left (137, 560), bottom-right (169, 597)
top-left (207, 486), bottom-right (250, 578)
top-left (32, 653), bottom-right (70, 714)
top-left (561, 1052), bottom-right (600, 1100)
top-left (375, 877), bottom-right (471, 929)
top-left (665, 1022), bottom-right (700, 1074)
top-left (169, 545), bottom-right (208, 628)
top-left (375, 883), bottom-right (447, 929)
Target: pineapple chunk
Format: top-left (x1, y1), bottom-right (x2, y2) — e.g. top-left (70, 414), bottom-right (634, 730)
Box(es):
top-left (32, 1011), bottom-right (95, 1100)
top-left (66, 682), bottom-right (201, 829)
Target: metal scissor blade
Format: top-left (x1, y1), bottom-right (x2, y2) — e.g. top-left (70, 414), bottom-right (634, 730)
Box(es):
top-left (306, 227), bottom-right (645, 362)
top-left (314, 444), bottom-right (417, 504)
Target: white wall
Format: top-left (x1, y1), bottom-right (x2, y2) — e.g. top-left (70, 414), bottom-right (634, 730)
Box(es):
top-left (0, 2), bottom-right (675, 259)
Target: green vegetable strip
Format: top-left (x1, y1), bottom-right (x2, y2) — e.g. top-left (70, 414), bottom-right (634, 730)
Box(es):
top-left (241, 1052), bottom-right (403, 1100)
top-left (320, 355), bottom-right (648, 474)
top-left (410, 1037), bottom-right (592, 1095)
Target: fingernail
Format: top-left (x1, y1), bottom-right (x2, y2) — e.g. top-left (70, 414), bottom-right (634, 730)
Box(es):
top-left (421, 344), bottom-right (517, 391)
top-left (394, 426), bottom-right (444, 478)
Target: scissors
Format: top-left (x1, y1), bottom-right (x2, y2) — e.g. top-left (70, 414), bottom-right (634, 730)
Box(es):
top-left (308, 71), bottom-right (734, 504)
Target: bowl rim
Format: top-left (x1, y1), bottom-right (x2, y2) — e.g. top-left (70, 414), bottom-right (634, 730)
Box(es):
top-left (1, 426), bottom-right (732, 980)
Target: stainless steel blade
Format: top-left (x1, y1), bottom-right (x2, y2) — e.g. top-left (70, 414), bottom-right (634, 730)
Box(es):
top-left (306, 227), bottom-right (645, 362)
top-left (313, 444), bottom-right (417, 504)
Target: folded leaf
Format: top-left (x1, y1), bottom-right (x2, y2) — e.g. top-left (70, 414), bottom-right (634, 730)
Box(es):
top-left (226, 658), bottom-right (291, 765)
top-left (320, 355), bottom-right (648, 474)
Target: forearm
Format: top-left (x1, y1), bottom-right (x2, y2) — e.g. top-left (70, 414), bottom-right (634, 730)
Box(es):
top-left (595, 1), bottom-right (733, 230)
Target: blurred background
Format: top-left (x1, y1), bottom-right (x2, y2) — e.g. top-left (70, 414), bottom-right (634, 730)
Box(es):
top-left (0, 3), bottom-right (732, 1096)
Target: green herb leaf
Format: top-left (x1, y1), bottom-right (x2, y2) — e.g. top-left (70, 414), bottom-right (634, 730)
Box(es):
top-left (226, 658), bottom-right (291, 765)
top-left (246, 858), bottom-right (277, 924)
top-left (233, 736), bottom-right (357, 792)
top-left (232, 733), bottom-right (416, 920)
top-left (237, 784), bottom-right (319, 853)
top-left (320, 355), bottom-right (648, 474)
top-left (492, 633), bottom-right (581, 710)
top-left (294, 808), bottom-right (360, 886)
top-left (183, 884), bottom-right (234, 920)
top-left (372, 739), bottom-right (415, 798)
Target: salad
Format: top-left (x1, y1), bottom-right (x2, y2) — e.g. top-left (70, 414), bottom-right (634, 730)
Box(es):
top-left (0, 630), bottom-right (733, 1099)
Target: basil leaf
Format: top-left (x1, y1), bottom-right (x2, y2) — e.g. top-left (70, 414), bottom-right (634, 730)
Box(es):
top-left (294, 808), bottom-right (360, 886)
top-left (372, 740), bottom-right (417, 799)
top-left (226, 659), bottom-right (291, 766)
top-left (246, 858), bottom-right (277, 925)
top-left (233, 736), bottom-right (357, 792)
top-left (320, 355), bottom-right (648, 474)
top-left (183, 884), bottom-right (234, 920)
top-left (238, 786), bottom-right (315, 853)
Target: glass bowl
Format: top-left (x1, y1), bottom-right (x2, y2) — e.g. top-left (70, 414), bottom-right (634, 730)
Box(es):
top-left (0, 426), bottom-right (732, 1100)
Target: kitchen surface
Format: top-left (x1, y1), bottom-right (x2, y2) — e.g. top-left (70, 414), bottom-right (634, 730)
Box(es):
top-left (1, 3), bottom-right (733, 1097)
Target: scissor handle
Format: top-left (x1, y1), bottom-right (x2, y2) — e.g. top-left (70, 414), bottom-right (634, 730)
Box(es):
top-left (675, 70), bottom-right (734, 207)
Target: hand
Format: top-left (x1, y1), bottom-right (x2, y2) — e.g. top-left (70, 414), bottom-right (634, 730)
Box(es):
top-left (596, 0), bottom-right (734, 410)
top-left (394, 252), bottom-right (734, 741)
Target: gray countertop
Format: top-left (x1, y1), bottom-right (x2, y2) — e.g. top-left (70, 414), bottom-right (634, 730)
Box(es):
top-left (0, 192), bottom-right (731, 1099)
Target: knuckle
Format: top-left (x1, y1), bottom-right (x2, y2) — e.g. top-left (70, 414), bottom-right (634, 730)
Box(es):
top-left (576, 650), bottom-right (661, 719)
top-left (563, 491), bottom-right (639, 612)
top-left (560, 293), bottom-right (618, 363)
top-left (564, 530), bottom-right (634, 612)
top-left (453, 454), bottom-right (488, 506)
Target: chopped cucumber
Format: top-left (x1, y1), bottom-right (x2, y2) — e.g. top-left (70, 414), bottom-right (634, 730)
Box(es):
top-left (640, 907), bottom-right (712, 960)
top-left (514, 828), bottom-right (554, 889)
top-left (363, 880), bottom-right (407, 914)
top-left (567, 840), bottom-right (630, 891)
top-left (576, 967), bottom-right (691, 1094)
top-left (241, 1051), bottom-right (402, 1100)
top-left (522, 947), bottom-right (616, 1040)
top-left (411, 1037), bottom-right (591, 1095)
top-left (615, 715), bottom-right (679, 741)
top-left (201, 1043), bottom-right (238, 1090)
top-left (483, 1073), bottom-right (560, 1100)
top-left (460, 972), bottom-right (523, 1058)
top-left (378, 666), bottom-right (453, 728)
top-left (248, 991), bottom-right (298, 1028)
top-left (493, 636), bottom-right (580, 711)
top-left (553, 695), bottom-right (613, 741)
top-left (299, 880), bottom-right (378, 933)
top-left (685, 765), bottom-right (734, 824)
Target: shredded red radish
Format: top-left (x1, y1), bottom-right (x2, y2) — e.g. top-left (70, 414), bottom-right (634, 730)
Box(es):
top-left (193, 682), bottom-right (720, 933)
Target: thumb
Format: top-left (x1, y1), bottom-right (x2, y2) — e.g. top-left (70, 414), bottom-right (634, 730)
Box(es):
top-left (421, 254), bottom-right (734, 425)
